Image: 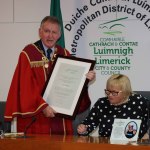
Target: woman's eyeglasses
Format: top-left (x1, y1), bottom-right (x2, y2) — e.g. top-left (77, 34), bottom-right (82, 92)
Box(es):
top-left (104, 89), bottom-right (122, 96)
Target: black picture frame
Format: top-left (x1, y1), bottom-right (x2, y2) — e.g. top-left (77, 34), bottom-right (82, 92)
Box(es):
top-left (43, 55), bottom-right (95, 119)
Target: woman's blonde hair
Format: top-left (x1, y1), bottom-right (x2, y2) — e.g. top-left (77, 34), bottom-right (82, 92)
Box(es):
top-left (106, 74), bottom-right (132, 98)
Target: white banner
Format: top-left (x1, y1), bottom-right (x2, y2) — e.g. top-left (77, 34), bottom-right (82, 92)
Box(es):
top-left (62, 0), bottom-right (150, 106)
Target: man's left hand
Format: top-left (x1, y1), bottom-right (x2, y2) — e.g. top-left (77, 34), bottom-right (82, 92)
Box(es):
top-left (86, 70), bottom-right (96, 81)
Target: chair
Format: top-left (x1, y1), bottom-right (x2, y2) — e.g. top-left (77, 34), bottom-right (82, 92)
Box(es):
top-left (134, 91), bottom-right (150, 139)
top-left (0, 101), bottom-right (11, 132)
top-left (134, 91), bottom-right (150, 100)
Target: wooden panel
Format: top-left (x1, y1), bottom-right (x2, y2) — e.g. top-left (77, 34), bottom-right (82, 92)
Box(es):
top-left (0, 0), bottom-right (13, 22)
top-left (14, 0), bottom-right (50, 22)
top-left (0, 135), bottom-right (149, 150)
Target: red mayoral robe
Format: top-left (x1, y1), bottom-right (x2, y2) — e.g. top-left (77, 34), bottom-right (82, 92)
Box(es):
top-left (4, 41), bottom-right (91, 135)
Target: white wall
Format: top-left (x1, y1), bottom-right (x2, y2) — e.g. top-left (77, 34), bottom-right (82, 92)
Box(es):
top-left (0, 0), bottom-right (50, 101)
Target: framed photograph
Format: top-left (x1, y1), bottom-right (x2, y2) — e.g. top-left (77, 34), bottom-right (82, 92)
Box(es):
top-left (43, 55), bottom-right (95, 119)
top-left (110, 118), bottom-right (141, 143)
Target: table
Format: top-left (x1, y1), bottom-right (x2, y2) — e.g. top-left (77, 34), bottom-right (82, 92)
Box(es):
top-left (0, 134), bottom-right (150, 150)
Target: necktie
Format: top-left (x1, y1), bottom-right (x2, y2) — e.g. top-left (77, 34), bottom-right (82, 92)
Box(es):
top-left (47, 49), bottom-right (52, 60)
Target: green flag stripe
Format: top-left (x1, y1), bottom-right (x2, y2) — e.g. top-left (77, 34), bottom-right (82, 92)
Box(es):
top-left (50, 0), bottom-right (65, 48)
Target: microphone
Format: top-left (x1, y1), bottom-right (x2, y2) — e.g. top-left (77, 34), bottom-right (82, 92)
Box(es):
top-left (24, 117), bottom-right (36, 138)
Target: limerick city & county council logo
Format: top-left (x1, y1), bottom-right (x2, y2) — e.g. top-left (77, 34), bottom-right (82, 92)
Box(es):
top-left (98, 17), bottom-right (128, 36)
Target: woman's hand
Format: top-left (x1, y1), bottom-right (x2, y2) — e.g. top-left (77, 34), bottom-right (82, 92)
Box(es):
top-left (77, 124), bottom-right (88, 134)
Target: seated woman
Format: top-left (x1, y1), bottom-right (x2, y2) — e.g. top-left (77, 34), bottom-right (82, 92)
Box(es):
top-left (77, 74), bottom-right (149, 139)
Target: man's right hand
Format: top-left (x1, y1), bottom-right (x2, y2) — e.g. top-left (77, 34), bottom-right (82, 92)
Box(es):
top-left (43, 106), bottom-right (57, 117)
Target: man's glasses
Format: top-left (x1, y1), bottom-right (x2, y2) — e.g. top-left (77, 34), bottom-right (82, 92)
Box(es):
top-left (104, 89), bottom-right (122, 96)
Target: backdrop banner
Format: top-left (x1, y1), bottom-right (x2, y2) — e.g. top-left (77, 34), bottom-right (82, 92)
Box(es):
top-left (62, 0), bottom-right (150, 107)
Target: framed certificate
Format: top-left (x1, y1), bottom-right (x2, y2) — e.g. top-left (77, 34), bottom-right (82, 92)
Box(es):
top-left (110, 118), bottom-right (141, 143)
top-left (43, 55), bottom-right (95, 119)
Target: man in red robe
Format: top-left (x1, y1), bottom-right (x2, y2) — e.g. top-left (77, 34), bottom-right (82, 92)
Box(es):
top-left (4, 16), bottom-right (95, 135)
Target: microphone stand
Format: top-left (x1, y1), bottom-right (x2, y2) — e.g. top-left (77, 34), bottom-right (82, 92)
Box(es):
top-left (23, 117), bottom-right (36, 138)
